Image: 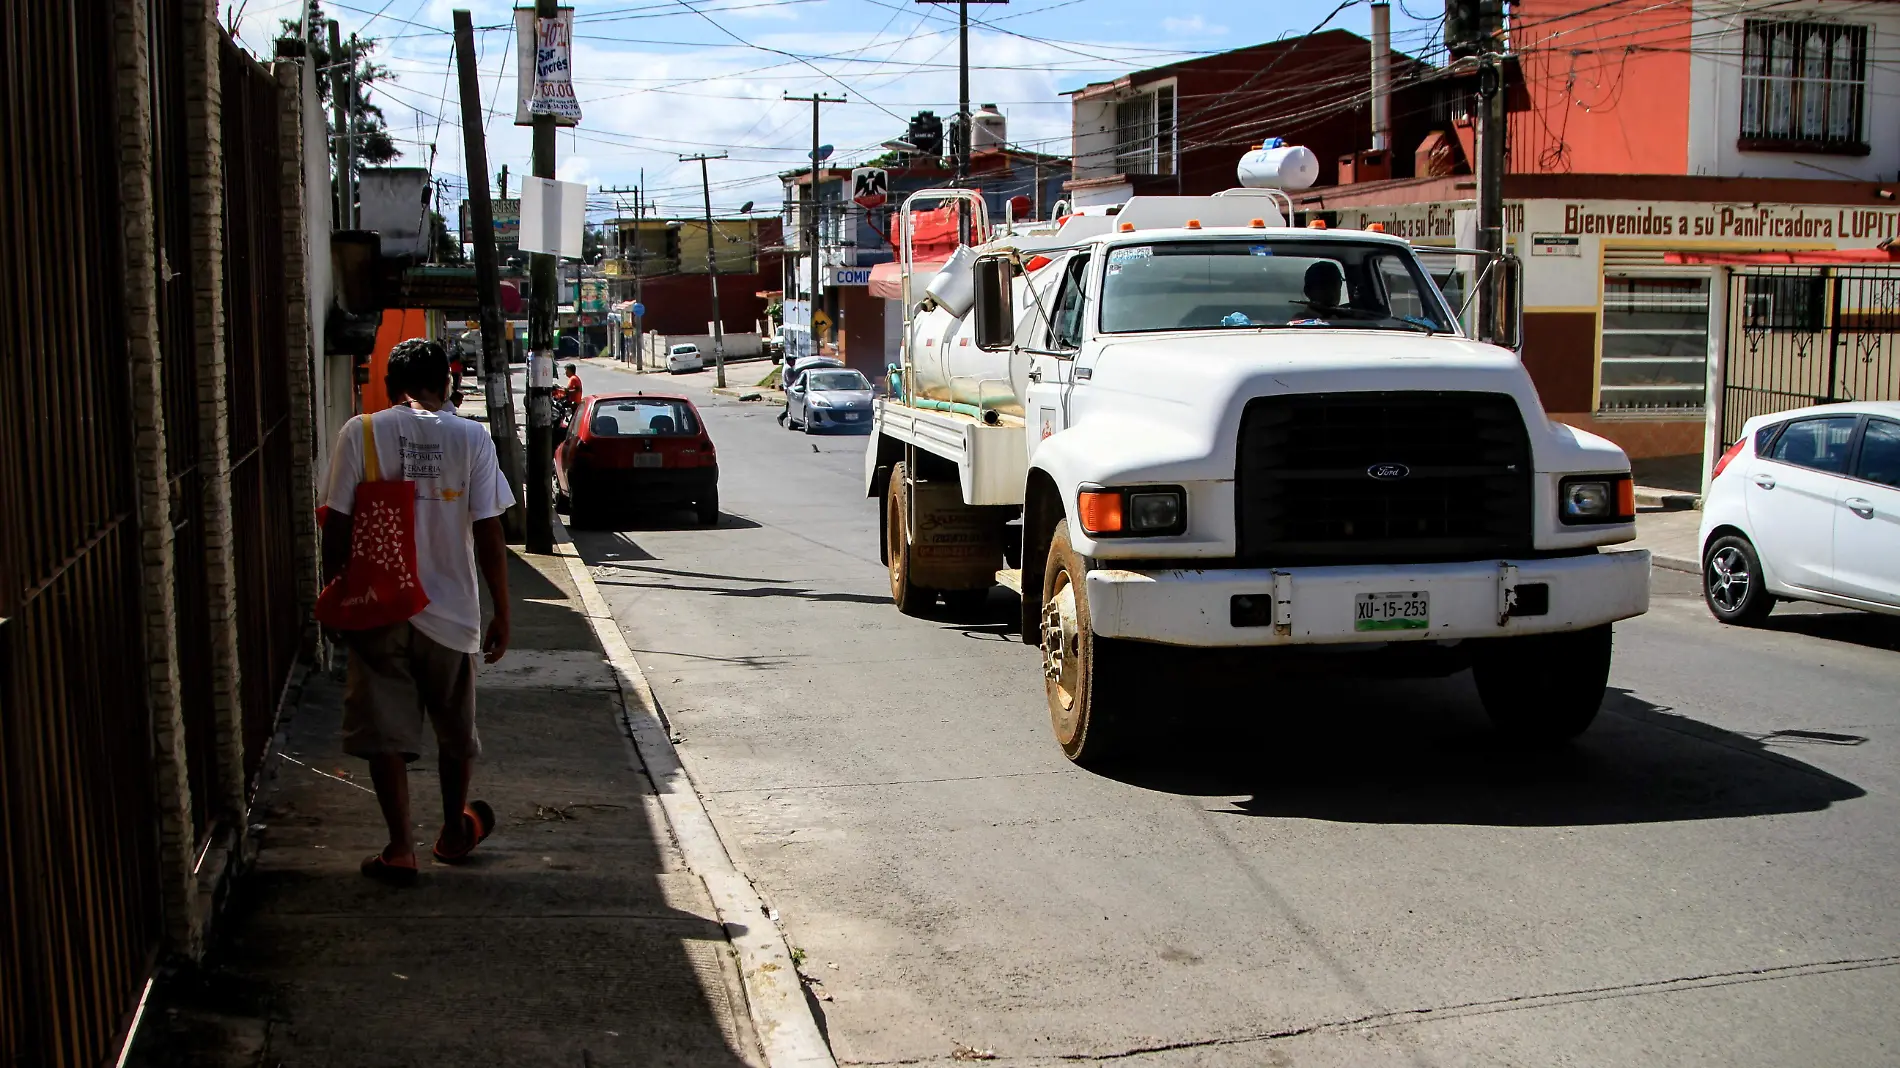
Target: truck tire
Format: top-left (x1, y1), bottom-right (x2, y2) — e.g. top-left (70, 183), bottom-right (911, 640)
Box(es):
top-left (1470, 624), bottom-right (1613, 743)
top-left (1040, 520), bottom-right (1141, 768)
top-left (1703, 534), bottom-right (1775, 626)
top-left (886, 462), bottom-right (934, 616)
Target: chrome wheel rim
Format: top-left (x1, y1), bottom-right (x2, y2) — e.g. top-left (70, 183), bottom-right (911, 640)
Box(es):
top-left (1708, 546), bottom-right (1751, 613)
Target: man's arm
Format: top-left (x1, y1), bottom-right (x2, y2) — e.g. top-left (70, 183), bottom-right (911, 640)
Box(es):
top-left (474, 516), bottom-right (510, 663)
top-left (321, 509), bottom-right (353, 585)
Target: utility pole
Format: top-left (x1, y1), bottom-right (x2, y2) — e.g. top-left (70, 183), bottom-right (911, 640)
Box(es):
top-left (452, 9), bottom-right (524, 540)
top-left (327, 20), bottom-right (350, 227)
top-left (635, 170), bottom-right (645, 370)
top-left (917, 0), bottom-right (1005, 241)
top-left (525, 0), bottom-right (557, 554)
top-left (602, 183), bottom-right (639, 364)
top-left (785, 93), bottom-right (844, 360)
top-left (498, 163), bottom-right (509, 199)
top-left (1449, 0), bottom-right (1507, 343)
top-left (680, 153), bottom-right (730, 387)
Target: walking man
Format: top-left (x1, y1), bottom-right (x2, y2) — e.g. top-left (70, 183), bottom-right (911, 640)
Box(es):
top-left (321, 338), bottom-right (517, 886)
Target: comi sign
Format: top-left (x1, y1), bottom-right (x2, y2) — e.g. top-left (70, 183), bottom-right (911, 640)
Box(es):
top-left (829, 267), bottom-right (872, 286)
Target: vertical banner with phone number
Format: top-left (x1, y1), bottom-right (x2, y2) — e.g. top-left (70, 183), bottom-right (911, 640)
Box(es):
top-left (515, 8), bottom-right (582, 126)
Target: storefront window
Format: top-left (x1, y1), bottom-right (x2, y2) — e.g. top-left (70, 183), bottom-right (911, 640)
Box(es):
top-left (1600, 276), bottom-right (1710, 414)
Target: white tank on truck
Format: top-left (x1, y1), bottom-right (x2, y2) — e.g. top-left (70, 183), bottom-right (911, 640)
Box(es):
top-left (902, 190), bottom-right (1294, 419)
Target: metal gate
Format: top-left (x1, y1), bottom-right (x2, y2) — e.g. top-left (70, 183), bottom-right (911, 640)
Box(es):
top-left (221, 38), bottom-right (301, 786)
top-left (0, 1), bottom-right (164, 1063)
top-left (1725, 266), bottom-right (1900, 444)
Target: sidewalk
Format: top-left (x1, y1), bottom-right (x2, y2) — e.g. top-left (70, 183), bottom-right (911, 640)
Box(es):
top-left (134, 548), bottom-right (766, 1067)
top-left (1629, 507), bottom-right (1703, 574)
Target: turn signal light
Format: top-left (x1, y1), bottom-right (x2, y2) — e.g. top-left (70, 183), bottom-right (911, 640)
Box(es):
top-left (1366, 222), bottom-right (1387, 232)
top-left (1307, 218), bottom-right (1328, 229)
top-left (1077, 490), bottom-right (1123, 534)
top-left (1184, 218), bottom-right (1202, 229)
top-left (1249, 217), bottom-right (1266, 228)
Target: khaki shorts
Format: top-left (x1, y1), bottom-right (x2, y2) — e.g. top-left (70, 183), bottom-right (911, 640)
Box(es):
top-left (342, 622), bottom-right (481, 761)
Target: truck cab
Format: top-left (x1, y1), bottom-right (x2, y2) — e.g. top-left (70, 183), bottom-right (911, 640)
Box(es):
top-left (868, 189), bottom-right (1650, 766)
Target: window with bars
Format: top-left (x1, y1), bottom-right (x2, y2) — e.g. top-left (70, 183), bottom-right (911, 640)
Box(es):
top-left (1740, 19), bottom-right (1869, 153)
top-left (1114, 84), bottom-right (1175, 175)
top-left (1599, 276), bottom-right (1711, 414)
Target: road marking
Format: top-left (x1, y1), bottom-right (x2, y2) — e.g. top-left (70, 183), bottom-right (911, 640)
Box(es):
top-left (552, 519), bottom-right (836, 1068)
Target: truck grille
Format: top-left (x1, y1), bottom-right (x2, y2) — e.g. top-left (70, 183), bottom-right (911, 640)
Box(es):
top-left (1236, 391), bottom-right (1533, 564)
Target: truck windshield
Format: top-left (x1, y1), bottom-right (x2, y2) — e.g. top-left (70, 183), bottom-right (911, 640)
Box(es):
top-left (1097, 239), bottom-right (1455, 335)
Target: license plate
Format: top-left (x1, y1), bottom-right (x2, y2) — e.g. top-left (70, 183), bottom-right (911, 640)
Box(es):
top-left (1354, 591), bottom-right (1429, 632)
top-left (630, 453), bottom-right (663, 468)
top-left (842, 412), bottom-right (861, 421)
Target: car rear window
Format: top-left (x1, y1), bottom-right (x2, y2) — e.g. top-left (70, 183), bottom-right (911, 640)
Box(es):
top-left (671, 345), bottom-right (697, 354)
top-left (591, 399), bottom-right (698, 436)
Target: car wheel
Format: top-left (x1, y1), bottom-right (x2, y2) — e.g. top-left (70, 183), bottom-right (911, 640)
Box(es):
top-left (697, 491), bottom-right (719, 527)
top-left (1471, 624), bottom-right (1613, 743)
top-left (1704, 534), bottom-right (1775, 626)
top-left (801, 416), bottom-right (816, 434)
top-left (555, 486), bottom-right (571, 514)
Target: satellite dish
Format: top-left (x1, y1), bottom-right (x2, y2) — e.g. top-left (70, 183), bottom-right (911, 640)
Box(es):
top-left (815, 144), bottom-right (834, 161)
top-left (738, 200), bottom-right (754, 214)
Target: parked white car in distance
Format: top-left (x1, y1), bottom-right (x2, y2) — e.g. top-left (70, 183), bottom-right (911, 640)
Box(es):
top-left (667, 343), bottom-right (704, 374)
top-left (1700, 401), bottom-right (1900, 624)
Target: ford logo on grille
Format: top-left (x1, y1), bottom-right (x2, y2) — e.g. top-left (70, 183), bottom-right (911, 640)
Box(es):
top-left (1367, 463), bottom-right (1410, 480)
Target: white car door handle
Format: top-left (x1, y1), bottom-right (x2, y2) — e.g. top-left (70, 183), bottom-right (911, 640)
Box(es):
top-left (1026, 367), bottom-right (1042, 382)
top-left (1846, 497), bottom-right (1875, 519)
top-left (1754, 474), bottom-right (1777, 489)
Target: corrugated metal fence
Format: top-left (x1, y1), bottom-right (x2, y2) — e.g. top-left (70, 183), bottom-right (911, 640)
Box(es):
top-left (221, 39), bottom-right (301, 787)
top-left (0, 1), bottom-right (166, 1063)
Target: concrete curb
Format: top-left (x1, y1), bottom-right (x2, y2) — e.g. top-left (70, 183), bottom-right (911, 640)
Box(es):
top-left (1652, 553), bottom-right (1699, 575)
top-left (550, 520), bottom-right (836, 1068)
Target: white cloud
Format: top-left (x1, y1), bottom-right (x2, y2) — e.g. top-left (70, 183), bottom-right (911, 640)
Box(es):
top-left (1162, 14), bottom-right (1227, 37)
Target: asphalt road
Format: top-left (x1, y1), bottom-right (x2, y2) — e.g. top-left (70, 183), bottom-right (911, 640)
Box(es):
top-left (569, 360), bottom-right (1900, 1067)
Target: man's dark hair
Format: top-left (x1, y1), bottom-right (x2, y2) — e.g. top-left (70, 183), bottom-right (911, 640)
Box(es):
top-left (387, 337), bottom-right (451, 399)
top-left (565, 363), bottom-right (577, 376)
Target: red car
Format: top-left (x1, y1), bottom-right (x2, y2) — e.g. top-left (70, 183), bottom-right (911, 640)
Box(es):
top-left (555, 392), bottom-right (719, 527)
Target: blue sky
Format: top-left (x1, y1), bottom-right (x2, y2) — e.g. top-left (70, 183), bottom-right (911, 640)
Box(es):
top-left (229, 0), bottom-right (1443, 219)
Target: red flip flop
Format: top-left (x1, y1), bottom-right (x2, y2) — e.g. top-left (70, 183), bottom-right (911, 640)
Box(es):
top-left (432, 800), bottom-right (496, 864)
top-left (361, 850), bottom-right (419, 887)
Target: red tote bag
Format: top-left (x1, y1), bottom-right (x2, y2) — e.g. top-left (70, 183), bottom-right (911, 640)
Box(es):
top-left (315, 412), bottom-right (430, 630)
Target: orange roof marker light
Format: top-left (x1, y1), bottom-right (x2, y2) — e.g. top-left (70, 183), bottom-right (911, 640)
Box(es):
top-left (1184, 218), bottom-right (1202, 229)
top-left (1307, 218), bottom-right (1328, 229)
top-left (1249, 218), bottom-right (1266, 228)
top-left (1119, 221), bottom-right (1135, 232)
top-left (1366, 222), bottom-right (1387, 233)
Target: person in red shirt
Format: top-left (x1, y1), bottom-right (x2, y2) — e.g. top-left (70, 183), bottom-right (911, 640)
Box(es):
top-left (558, 363), bottom-right (583, 405)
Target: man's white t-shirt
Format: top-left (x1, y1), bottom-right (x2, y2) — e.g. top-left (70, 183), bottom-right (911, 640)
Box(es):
top-left (323, 405), bottom-right (516, 654)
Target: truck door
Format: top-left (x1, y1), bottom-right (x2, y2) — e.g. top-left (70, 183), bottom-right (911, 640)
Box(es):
top-left (1028, 252), bottom-right (1089, 460)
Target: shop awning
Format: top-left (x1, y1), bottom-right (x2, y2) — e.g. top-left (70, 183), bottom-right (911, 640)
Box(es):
top-left (868, 259), bottom-right (946, 300)
top-left (1664, 248), bottom-right (1900, 265)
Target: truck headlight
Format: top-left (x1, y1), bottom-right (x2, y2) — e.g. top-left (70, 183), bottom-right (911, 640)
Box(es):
top-left (1559, 475), bottom-right (1635, 524)
top-left (1077, 486), bottom-right (1186, 537)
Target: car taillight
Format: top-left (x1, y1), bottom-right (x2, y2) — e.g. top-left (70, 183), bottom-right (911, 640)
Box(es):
top-left (1711, 439), bottom-right (1747, 480)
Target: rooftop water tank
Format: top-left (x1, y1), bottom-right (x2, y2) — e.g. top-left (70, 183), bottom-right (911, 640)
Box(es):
top-left (972, 103), bottom-right (1006, 150)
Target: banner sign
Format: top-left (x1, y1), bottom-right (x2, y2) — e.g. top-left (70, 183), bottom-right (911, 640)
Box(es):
top-left (829, 266), bottom-right (872, 286)
top-left (515, 8), bottom-right (580, 127)
top-left (852, 167), bottom-right (889, 210)
top-left (458, 198), bottom-right (520, 243)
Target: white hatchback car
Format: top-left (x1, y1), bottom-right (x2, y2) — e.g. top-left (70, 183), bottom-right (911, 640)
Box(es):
top-left (666, 343), bottom-right (704, 374)
top-left (1699, 401), bottom-right (1900, 624)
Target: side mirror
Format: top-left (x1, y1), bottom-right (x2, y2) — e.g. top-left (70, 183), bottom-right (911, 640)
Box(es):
top-left (973, 255), bottom-right (1014, 351)
top-left (1498, 254), bottom-right (1523, 353)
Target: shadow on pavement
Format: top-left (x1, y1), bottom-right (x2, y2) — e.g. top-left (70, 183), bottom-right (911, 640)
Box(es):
top-left (1105, 677), bottom-right (1865, 827)
top-left (1761, 607), bottom-right (1900, 652)
top-left (567, 507), bottom-right (764, 533)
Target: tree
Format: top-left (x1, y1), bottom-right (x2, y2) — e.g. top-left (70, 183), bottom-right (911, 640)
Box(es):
top-left (430, 211), bottom-right (466, 264)
top-left (282, 0), bottom-right (400, 177)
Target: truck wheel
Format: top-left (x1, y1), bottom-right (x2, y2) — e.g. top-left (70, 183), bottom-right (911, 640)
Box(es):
top-left (1703, 534), bottom-right (1775, 626)
top-left (1041, 520), bottom-right (1139, 768)
top-left (1471, 624), bottom-right (1613, 743)
top-left (885, 462), bottom-right (934, 616)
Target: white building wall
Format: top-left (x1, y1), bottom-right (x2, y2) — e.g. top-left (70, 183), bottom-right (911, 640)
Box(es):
top-left (1071, 97), bottom-right (1118, 180)
top-left (1687, 0), bottom-right (1900, 180)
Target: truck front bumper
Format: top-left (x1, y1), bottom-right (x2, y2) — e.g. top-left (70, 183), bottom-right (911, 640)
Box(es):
top-left (1083, 550), bottom-right (1651, 647)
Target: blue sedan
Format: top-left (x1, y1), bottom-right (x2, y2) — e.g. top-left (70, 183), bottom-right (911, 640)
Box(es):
top-left (787, 367), bottom-right (875, 433)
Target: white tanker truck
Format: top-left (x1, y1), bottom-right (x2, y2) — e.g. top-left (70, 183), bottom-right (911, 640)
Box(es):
top-left (865, 187), bottom-right (1651, 767)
